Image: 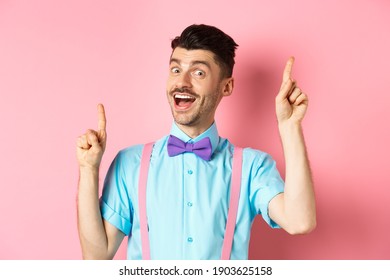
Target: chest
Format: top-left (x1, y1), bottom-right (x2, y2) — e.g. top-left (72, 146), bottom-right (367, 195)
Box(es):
top-left (135, 143), bottom-right (243, 260)
top-left (147, 151), bottom-right (233, 215)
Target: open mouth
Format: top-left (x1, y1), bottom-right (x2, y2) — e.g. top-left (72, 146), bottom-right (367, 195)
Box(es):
top-left (174, 94), bottom-right (196, 110)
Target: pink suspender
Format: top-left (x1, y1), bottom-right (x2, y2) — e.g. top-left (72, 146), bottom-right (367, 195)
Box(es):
top-left (138, 142), bottom-right (154, 260)
top-left (221, 146), bottom-right (243, 260)
top-left (138, 143), bottom-right (243, 260)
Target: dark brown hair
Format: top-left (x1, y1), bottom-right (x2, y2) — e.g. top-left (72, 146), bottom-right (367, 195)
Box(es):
top-left (171, 24), bottom-right (238, 78)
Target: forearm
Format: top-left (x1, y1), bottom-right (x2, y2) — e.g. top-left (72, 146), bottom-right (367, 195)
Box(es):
top-left (77, 167), bottom-right (110, 259)
top-left (279, 122), bottom-right (316, 234)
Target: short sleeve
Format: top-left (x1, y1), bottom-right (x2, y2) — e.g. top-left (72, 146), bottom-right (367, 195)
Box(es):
top-left (100, 150), bottom-right (133, 235)
top-left (247, 149), bottom-right (285, 228)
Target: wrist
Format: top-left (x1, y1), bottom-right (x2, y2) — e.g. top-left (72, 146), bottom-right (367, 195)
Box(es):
top-left (79, 165), bottom-right (99, 176)
top-left (278, 120), bottom-right (302, 133)
top-left (78, 166), bottom-right (100, 194)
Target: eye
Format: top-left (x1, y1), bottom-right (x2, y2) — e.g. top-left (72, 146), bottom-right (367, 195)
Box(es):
top-left (170, 67), bottom-right (180, 74)
top-left (193, 70), bottom-right (205, 77)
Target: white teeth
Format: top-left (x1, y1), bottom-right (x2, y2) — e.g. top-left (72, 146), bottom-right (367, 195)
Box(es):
top-left (174, 94), bottom-right (195, 99)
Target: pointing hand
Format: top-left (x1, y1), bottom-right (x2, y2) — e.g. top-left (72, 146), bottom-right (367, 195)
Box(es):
top-left (275, 57), bottom-right (308, 124)
top-left (76, 104), bottom-right (107, 169)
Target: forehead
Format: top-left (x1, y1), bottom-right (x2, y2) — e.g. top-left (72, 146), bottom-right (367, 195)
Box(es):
top-left (170, 47), bottom-right (219, 68)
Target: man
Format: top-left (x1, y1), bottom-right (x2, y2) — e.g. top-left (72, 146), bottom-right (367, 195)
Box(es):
top-left (76, 24), bottom-right (316, 260)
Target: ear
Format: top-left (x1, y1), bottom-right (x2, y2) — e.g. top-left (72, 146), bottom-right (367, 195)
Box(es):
top-left (221, 77), bottom-right (234, 97)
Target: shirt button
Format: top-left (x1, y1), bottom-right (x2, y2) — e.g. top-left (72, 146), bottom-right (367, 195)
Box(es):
top-left (187, 170), bottom-right (193, 175)
top-left (187, 237), bottom-right (193, 243)
top-left (187, 202), bottom-right (193, 207)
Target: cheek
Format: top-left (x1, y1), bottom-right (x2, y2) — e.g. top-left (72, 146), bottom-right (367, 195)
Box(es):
top-left (205, 81), bottom-right (221, 96)
top-left (166, 80), bottom-right (175, 93)
top-left (195, 79), bottom-right (213, 93)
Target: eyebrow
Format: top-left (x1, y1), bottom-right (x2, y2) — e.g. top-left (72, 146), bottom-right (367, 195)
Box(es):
top-left (169, 58), bottom-right (212, 70)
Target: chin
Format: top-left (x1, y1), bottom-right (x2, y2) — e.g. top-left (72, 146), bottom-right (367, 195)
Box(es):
top-left (173, 114), bottom-right (199, 127)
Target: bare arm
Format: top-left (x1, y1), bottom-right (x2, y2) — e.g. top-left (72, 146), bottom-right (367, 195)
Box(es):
top-left (76, 104), bottom-right (125, 259)
top-left (269, 58), bottom-right (316, 235)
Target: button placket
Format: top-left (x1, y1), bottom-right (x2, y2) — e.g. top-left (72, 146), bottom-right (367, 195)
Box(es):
top-left (183, 152), bottom-right (196, 250)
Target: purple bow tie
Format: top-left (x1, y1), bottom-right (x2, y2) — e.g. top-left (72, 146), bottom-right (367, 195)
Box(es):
top-left (167, 135), bottom-right (212, 161)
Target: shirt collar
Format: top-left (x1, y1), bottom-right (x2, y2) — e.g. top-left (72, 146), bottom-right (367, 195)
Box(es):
top-left (169, 122), bottom-right (220, 155)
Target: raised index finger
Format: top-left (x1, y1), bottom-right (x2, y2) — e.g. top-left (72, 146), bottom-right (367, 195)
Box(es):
top-left (97, 103), bottom-right (106, 132)
top-left (283, 56), bottom-right (295, 82)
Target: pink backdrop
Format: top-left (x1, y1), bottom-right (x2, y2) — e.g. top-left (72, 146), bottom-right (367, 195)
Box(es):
top-left (1, 0), bottom-right (389, 259)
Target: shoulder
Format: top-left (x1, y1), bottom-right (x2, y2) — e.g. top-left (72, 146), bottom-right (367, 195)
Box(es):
top-left (243, 147), bottom-right (268, 161)
top-left (116, 144), bottom-right (144, 161)
top-left (242, 147), bottom-right (278, 170)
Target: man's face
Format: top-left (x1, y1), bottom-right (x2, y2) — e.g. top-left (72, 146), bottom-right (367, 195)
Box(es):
top-left (166, 47), bottom-right (232, 130)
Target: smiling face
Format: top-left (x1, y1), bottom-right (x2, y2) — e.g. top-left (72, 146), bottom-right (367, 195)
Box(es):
top-left (166, 47), bottom-right (233, 137)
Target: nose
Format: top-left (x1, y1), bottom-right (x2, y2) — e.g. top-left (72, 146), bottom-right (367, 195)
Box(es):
top-left (175, 71), bottom-right (192, 89)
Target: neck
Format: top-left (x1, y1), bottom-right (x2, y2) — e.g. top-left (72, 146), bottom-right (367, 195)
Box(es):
top-left (175, 120), bottom-right (214, 139)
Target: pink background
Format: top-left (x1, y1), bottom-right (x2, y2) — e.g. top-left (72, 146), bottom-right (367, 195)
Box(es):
top-left (1, 0), bottom-right (389, 259)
